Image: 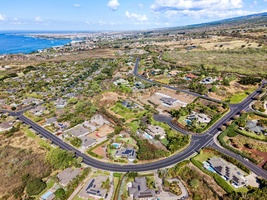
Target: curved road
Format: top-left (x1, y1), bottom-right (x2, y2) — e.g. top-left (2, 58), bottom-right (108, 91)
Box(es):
top-left (2, 59), bottom-right (267, 179)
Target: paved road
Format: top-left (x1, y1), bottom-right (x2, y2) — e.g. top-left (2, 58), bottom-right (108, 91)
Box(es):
top-left (2, 59), bottom-right (267, 179)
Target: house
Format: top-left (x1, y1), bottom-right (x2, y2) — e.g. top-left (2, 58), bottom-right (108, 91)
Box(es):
top-left (113, 78), bottom-right (129, 86)
top-left (187, 111), bottom-right (211, 124)
top-left (208, 157), bottom-right (247, 187)
top-left (80, 136), bottom-right (96, 148)
top-left (0, 121), bottom-right (14, 132)
top-left (57, 168), bottom-right (82, 187)
top-left (134, 82), bottom-right (145, 89)
top-left (89, 114), bottom-right (109, 127)
top-left (128, 177), bottom-right (157, 200)
top-left (246, 120), bottom-right (265, 134)
top-left (185, 73), bottom-right (198, 79)
top-left (160, 97), bottom-right (178, 106)
top-left (115, 148), bottom-right (136, 161)
top-left (45, 117), bottom-right (57, 126)
top-left (54, 121), bottom-right (70, 131)
top-left (21, 97), bottom-right (40, 106)
top-left (79, 176), bottom-right (108, 199)
top-left (29, 106), bottom-right (46, 116)
top-left (54, 99), bottom-right (67, 109)
top-left (64, 124), bottom-right (90, 137)
top-left (146, 124), bottom-right (166, 139)
top-left (150, 69), bottom-right (161, 75)
top-left (201, 77), bottom-right (217, 84)
top-left (168, 70), bottom-right (180, 77)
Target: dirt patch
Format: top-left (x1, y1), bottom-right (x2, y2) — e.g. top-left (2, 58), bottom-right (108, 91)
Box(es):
top-left (99, 92), bottom-right (121, 107)
top-left (89, 124), bottom-right (114, 139)
top-left (136, 87), bottom-right (196, 112)
top-left (92, 145), bottom-right (105, 158)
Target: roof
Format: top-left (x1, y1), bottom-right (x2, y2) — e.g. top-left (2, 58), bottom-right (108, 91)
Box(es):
top-left (129, 177), bottom-right (157, 199)
top-left (246, 120), bottom-right (265, 134)
top-left (80, 136), bottom-right (96, 148)
top-left (57, 168), bottom-right (82, 186)
top-left (0, 121), bottom-right (14, 131)
top-left (79, 176), bottom-right (107, 199)
top-left (160, 97), bottom-right (177, 106)
top-left (64, 124), bottom-right (90, 137)
top-left (115, 148), bottom-right (136, 160)
top-left (146, 124), bottom-right (165, 137)
top-left (46, 117), bottom-right (57, 125)
top-left (209, 157), bottom-right (246, 187)
top-left (186, 73), bottom-right (198, 79)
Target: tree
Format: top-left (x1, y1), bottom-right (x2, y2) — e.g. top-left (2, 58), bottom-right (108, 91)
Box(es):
top-left (26, 178), bottom-right (46, 196)
top-left (127, 172), bottom-right (138, 179)
top-left (55, 188), bottom-right (66, 199)
top-left (189, 178), bottom-right (199, 189)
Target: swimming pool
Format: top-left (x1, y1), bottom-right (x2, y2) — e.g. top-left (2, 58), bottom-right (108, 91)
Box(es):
top-left (143, 132), bottom-right (153, 140)
top-left (41, 191), bottom-right (53, 200)
top-left (185, 119), bottom-right (192, 125)
top-left (204, 161), bottom-right (216, 173)
top-left (112, 143), bottom-right (121, 149)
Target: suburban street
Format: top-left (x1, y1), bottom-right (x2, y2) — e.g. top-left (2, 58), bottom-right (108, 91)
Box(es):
top-left (2, 58), bottom-right (267, 180)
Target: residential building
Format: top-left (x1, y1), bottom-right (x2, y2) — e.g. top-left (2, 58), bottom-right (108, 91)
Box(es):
top-left (246, 120), bottom-right (265, 134)
top-left (115, 148), bottom-right (136, 161)
top-left (21, 97), bottom-right (40, 106)
top-left (57, 168), bottom-right (82, 187)
top-left (160, 97), bottom-right (178, 106)
top-left (64, 124), bottom-right (90, 137)
top-left (54, 99), bottom-right (67, 108)
top-left (113, 78), bottom-right (129, 86)
top-left (45, 117), bottom-right (57, 126)
top-left (29, 105), bottom-right (46, 116)
top-left (80, 136), bottom-right (96, 148)
top-left (0, 121), bottom-right (14, 132)
top-left (187, 111), bottom-right (211, 123)
top-left (128, 177), bottom-right (157, 200)
top-left (146, 124), bottom-right (166, 139)
top-left (208, 157), bottom-right (247, 187)
top-left (201, 77), bottom-right (217, 84)
top-left (185, 73), bottom-right (198, 79)
top-left (79, 176), bottom-right (108, 199)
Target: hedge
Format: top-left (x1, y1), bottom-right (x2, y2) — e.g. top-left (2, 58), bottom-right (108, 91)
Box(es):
top-left (217, 131), bottom-right (258, 164)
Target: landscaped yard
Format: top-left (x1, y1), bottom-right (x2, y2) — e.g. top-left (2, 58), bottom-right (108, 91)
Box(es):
top-left (111, 102), bottom-right (147, 120)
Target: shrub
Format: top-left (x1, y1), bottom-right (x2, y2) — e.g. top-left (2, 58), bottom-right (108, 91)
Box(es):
top-left (26, 178), bottom-right (46, 196)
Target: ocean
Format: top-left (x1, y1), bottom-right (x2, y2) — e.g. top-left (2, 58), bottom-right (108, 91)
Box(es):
top-left (0, 31), bottom-right (72, 55)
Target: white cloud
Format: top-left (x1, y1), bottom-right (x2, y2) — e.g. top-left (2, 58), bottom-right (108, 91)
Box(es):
top-left (125, 11), bottom-right (148, 21)
top-left (150, 0), bottom-right (253, 20)
top-left (151, 0), bottom-right (243, 11)
top-left (107, 0), bottom-right (120, 11)
top-left (138, 3), bottom-right (144, 8)
top-left (34, 16), bottom-right (43, 22)
top-left (0, 14), bottom-right (6, 21)
top-left (74, 4), bottom-right (80, 8)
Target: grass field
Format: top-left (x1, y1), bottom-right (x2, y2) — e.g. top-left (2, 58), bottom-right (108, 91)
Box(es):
top-left (111, 102), bottom-right (147, 120)
top-left (227, 92), bottom-right (249, 104)
top-left (162, 48), bottom-right (267, 76)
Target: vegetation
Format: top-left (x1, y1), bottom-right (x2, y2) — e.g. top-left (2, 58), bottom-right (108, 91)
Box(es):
top-left (26, 177), bottom-right (46, 196)
top-left (46, 148), bottom-right (78, 170)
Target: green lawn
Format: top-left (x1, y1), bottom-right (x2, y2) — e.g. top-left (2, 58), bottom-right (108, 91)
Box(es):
top-left (161, 138), bottom-right (169, 146)
top-left (128, 120), bottom-right (140, 133)
top-left (111, 103), bottom-right (147, 120)
top-left (228, 92), bottom-right (248, 104)
top-left (23, 127), bottom-right (37, 139)
top-left (194, 150), bottom-right (217, 163)
top-left (238, 129), bottom-right (267, 141)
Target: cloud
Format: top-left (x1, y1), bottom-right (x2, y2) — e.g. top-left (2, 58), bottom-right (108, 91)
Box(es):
top-left (150, 0), bottom-right (253, 19)
top-left (0, 14), bottom-right (6, 21)
top-left (125, 11), bottom-right (148, 21)
top-left (138, 3), bottom-right (144, 8)
top-left (34, 16), bottom-right (43, 22)
top-left (151, 0), bottom-right (243, 11)
top-left (107, 0), bottom-right (120, 11)
top-left (74, 4), bottom-right (80, 8)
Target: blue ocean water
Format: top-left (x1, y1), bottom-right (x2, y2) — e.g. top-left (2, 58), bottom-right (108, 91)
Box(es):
top-left (0, 31), bottom-right (72, 55)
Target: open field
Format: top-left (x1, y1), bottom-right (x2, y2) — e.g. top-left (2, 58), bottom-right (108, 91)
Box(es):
top-left (0, 48), bottom-right (117, 67)
top-left (162, 48), bottom-right (267, 76)
top-left (88, 124), bottom-right (114, 139)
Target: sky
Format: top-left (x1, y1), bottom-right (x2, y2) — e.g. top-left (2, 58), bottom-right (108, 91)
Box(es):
top-left (0, 0), bottom-right (266, 31)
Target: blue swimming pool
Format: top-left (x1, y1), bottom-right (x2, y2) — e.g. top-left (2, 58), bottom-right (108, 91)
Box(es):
top-left (41, 191), bottom-right (53, 200)
top-left (185, 119), bottom-right (192, 125)
top-left (112, 143), bottom-right (121, 148)
top-left (143, 132), bottom-right (153, 140)
top-left (204, 161), bottom-right (216, 173)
